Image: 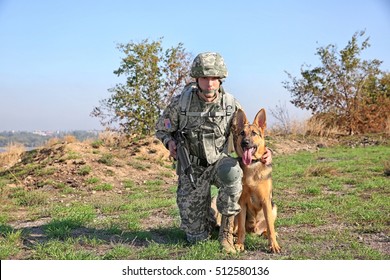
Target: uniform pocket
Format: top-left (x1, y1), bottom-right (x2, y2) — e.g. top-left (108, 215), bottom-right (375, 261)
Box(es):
top-left (202, 133), bottom-right (219, 164)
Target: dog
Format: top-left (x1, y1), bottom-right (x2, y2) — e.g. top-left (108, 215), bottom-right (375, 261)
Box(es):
top-left (232, 108), bottom-right (281, 253)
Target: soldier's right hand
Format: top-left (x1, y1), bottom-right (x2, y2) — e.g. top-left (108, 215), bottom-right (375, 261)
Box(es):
top-left (167, 140), bottom-right (177, 159)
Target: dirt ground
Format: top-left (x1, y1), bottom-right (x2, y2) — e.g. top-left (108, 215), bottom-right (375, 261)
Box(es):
top-left (1, 134), bottom-right (389, 259)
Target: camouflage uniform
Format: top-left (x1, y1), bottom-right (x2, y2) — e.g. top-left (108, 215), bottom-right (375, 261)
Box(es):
top-left (155, 52), bottom-right (243, 244)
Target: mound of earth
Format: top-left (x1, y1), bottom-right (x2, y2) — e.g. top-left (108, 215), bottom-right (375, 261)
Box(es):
top-left (1, 137), bottom-right (175, 203)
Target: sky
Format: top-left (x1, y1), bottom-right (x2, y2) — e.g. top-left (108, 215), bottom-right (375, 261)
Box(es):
top-left (0, 0), bottom-right (389, 131)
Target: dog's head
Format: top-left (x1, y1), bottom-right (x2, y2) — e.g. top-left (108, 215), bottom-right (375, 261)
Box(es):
top-left (232, 108), bottom-right (267, 166)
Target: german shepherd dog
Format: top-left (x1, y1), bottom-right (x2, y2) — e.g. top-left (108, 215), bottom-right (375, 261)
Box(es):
top-left (232, 108), bottom-right (281, 253)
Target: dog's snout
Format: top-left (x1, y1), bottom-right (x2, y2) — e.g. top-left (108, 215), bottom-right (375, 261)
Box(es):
top-left (241, 138), bottom-right (250, 148)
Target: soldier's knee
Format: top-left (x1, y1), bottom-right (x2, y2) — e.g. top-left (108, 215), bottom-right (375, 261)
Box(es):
top-left (216, 157), bottom-right (242, 186)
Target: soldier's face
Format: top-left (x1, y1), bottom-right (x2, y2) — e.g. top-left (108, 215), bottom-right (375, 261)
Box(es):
top-left (198, 77), bottom-right (220, 93)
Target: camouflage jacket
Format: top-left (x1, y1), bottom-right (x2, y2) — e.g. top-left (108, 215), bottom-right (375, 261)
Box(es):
top-left (155, 83), bottom-right (241, 165)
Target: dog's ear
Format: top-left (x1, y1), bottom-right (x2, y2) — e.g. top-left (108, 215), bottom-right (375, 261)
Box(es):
top-left (234, 109), bottom-right (248, 132)
top-left (254, 108), bottom-right (266, 130)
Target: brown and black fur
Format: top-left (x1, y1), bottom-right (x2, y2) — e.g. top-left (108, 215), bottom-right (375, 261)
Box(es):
top-left (232, 108), bottom-right (281, 253)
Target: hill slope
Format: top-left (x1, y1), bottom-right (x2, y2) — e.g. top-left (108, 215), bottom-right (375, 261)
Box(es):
top-left (0, 135), bottom-right (388, 260)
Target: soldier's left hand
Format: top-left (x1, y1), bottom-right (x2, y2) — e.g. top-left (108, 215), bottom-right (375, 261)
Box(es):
top-left (261, 148), bottom-right (272, 165)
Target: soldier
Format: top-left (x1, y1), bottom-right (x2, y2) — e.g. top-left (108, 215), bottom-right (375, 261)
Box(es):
top-left (155, 52), bottom-right (272, 253)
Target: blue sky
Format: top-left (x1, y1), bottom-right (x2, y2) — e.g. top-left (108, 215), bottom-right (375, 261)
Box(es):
top-left (0, 0), bottom-right (389, 131)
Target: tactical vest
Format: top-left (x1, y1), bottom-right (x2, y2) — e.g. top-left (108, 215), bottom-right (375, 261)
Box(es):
top-left (178, 82), bottom-right (236, 164)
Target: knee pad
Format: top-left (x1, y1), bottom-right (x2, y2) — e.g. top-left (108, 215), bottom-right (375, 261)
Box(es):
top-left (216, 157), bottom-right (242, 186)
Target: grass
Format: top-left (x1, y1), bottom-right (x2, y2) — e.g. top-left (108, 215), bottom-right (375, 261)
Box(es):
top-left (8, 187), bottom-right (48, 206)
top-left (86, 177), bottom-right (100, 185)
top-left (32, 238), bottom-right (99, 260)
top-left (91, 140), bottom-right (104, 149)
top-left (128, 160), bottom-right (151, 170)
top-left (78, 165), bottom-right (92, 176)
top-left (93, 183), bottom-right (113, 191)
top-left (0, 225), bottom-right (23, 259)
top-left (0, 144), bottom-right (389, 260)
top-left (97, 153), bottom-right (114, 166)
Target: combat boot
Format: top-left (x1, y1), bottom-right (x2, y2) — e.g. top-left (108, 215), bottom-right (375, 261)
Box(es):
top-left (219, 215), bottom-right (236, 253)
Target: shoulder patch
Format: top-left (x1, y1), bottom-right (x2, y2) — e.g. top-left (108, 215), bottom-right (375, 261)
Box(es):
top-left (164, 118), bottom-right (172, 129)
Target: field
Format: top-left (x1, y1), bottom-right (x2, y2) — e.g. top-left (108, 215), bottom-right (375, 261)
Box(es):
top-left (0, 135), bottom-right (389, 260)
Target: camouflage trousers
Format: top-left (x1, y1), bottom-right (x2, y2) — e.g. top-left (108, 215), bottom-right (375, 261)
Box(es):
top-left (176, 156), bottom-right (243, 243)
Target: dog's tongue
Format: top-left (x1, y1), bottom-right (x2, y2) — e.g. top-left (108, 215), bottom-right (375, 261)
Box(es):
top-left (242, 148), bottom-right (254, 165)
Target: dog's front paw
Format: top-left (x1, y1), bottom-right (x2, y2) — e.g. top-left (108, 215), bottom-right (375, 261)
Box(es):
top-left (235, 243), bottom-right (245, 252)
top-left (269, 242), bottom-right (281, 253)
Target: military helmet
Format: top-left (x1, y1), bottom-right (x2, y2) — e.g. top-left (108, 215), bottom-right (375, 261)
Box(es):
top-left (190, 52), bottom-right (228, 78)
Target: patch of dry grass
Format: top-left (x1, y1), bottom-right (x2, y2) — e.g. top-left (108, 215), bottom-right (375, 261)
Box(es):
top-left (385, 116), bottom-right (390, 136)
top-left (0, 143), bottom-right (25, 169)
top-left (305, 116), bottom-right (344, 137)
top-left (63, 135), bottom-right (77, 143)
top-left (269, 116), bottom-right (344, 138)
top-left (45, 138), bottom-right (61, 147)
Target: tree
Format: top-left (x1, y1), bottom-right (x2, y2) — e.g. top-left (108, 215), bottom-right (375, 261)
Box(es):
top-left (283, 30), bottom-right (390, 135)
top-left (92, 38), bottom-right (192, 135)
top-left (269, 101), bottom-right (291, 134)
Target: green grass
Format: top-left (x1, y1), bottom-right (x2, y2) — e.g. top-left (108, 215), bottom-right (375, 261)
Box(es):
top-left (32, 238), bottom-right (99, 260)
top-left (91, 140), bottom-right (104, 149)
top-left (66, 151), bottom-right (82, 160)
top-left (85, 177), bottom-right (100, 185)
top-left (0, 225), bottom-right (23, 259)
top-left (270, 145), bottom-right (390, 259)
top-left (49, 204), bottom-right (96, 226)
top-left (128, 160), bottom-right (151, 170)
top-left (8, 187), bottom-right (48, 206)
top-left (0, 144), bottom-right (389, 260)
top-left (98, 153), bottom-right (114, 166)
top-left (103, 244), bottom-right (135, 259)
top-left (93, 183), bottom-right (114, 191)
top-left (78, 165), bottom-right (92, 176)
